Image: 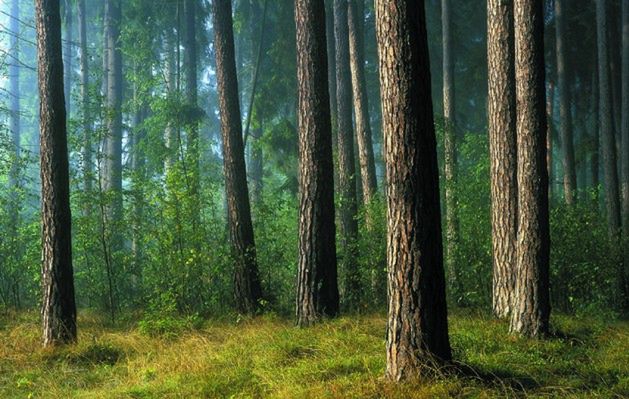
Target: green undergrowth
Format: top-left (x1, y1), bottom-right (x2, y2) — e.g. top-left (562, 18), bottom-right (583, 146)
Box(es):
top-left (0, 309), bottom-right (627, 398)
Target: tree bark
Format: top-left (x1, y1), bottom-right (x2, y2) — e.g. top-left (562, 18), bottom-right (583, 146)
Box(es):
top-left (597, 0), bottom-right (621, 239)
top-left (78, 0), bottom-right (92, 214)
top-left (487, 0), bottom-right (517, 319)
top-left (63, 0), bottom-right (72, 115)
top-left (441, 0), bottom-right (460, 300)
top-left (592, 67), bottom-right (600, 195)
top-left (334, 0), bottom-right (361, 305)
top-left (547, 82), bottom-right (554, 201)
top-left (36, 0), bottom-right (77, 346)
top-left (597, 0), bottom-right (626, 309)
top-left (555, 0), bottom-right (577, 205)
top-left (621, 0), bottom-right (629, 310)
top-left (184, 0), bottom-right (199, 200)
top-left (375, 0), bottom-right (452, 381)
top-left (212, 0), bottom-right (263, 314)
top-left (294, 0), bottom-right (340, 326)
top-left (325, 0), bottom-right (337, 136)
top-left (509, 0), bottom-right (551, 338)
top-left (103, 0), bottom-right (123, 228)
top-left (245, 0), bottom-right (268, 206)
top-left (348, 0), bottom-right (377, 204)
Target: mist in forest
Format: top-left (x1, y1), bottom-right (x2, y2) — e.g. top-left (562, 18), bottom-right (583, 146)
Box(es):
top-left (0, 0), bottom-right (627, 397)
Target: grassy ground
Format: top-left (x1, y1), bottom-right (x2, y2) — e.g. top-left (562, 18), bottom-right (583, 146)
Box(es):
top-left (0, 310), bottom-right (627, 398)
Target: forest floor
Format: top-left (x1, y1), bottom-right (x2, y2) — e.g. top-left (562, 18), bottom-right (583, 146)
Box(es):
top-left (0, 309), bottom-right (627, 398)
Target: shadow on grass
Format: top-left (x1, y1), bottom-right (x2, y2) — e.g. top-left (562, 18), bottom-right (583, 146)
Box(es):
top-left (447, 361), bottom-right (541, 393)
top-left (43, 342), bottom-right (124, 367)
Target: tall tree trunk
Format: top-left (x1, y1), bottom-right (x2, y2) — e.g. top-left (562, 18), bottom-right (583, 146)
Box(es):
top-left (375, 0), bottom-right (452, 381)
top-left (609, 1), bottom-right (623, 157)
top-left (63, 0), bottom-right (72, 115)
top-left (555, 0), bottom-right (577, 205)
top-left (78, 0), bottom-right (92, 214)
top-left (101, 2), bottom-right (108, 97)
top-left (249, 131), bottom-right (263, 205)
top-left (334, 0), bottom-right (360, 305)
top-left (592, 66), bottom-right (600, 195)
top-left (36, 0), bottom-right (77, 346)
top-left (597, 0), bottom-right (621, 238)
top-left (164, 27), bottom-right (177, 173)
top-left (212, 0), bottom-right (263, 314)
top-left (103, 0), bottom-right (123, 230)
top-left (9, 0), bottom-right (21, 221)
top-left (487, 0), bottom-right (517, 319)
top-left (576, 100), bottom-right (589, 199)
top-left (294, 0), bottom-right (340, 326)
top-left (184, 0), bottom-right (199, 203)
top-left (7, 0), bottom-right (22, 309)
top-left (621, 0), bottom-right (629, 310)
top-left (547, 82), bottom-right (554, 201)
top-left (348, 0), bottom-right (377, 204)
top-left (325, 0), bottom-right (337, 137)
top-left (244, 0), bottom-right (268, 206)
top-left (131, 59), bottom-right (147, 288)
top-left (441, 0), bottom-right (460, 300)
top-left (509, 0), bottom-right (551, 338)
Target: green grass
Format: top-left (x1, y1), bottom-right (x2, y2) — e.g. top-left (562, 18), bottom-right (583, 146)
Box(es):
top-left (0, 310), bottom-right (627, 398)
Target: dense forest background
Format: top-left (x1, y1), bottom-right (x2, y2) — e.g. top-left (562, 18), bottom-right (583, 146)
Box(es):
top-left (1, 0), bottom-right (620, 319)
top-left (0, 0), bottom-right (628, 397)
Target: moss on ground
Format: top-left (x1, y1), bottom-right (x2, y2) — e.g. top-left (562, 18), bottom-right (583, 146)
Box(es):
top-left (0, 310), bottom-right (627, 398)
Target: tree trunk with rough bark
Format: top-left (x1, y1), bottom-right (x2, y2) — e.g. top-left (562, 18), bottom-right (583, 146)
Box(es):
top-left (487, 0), bottom-right (517, 319)
top-left (334, 0), bottom-right (361, 306)
top-left (441, 0), bottom-right (460, 300)
top-left (294, 0), bottom-right (340, 326)
top-left (555, 0), bottom-right (577, 205)
top-left (325, 0), bottom-right (337, 137)
top-left (509, 0), bottom-right (551, 338)
top-left (597, 0), bottom-right (621, 238)
top-left (348, 0), bottom-right (377, 204)
top-left (621, 0), bottom-right (629, 310)
top-left (212, 0), bottom-right (263, 314)
top-left (36, 0), bottom-right (77, 347)
top-left (375, 0), bottom-right (452, 381)
top-left (63, 0), bottom-right (72, 115)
